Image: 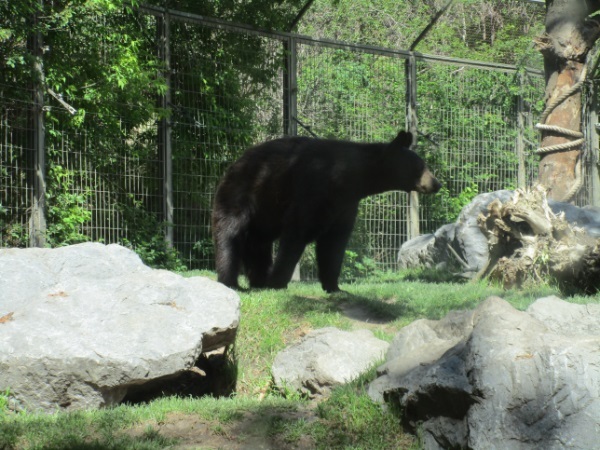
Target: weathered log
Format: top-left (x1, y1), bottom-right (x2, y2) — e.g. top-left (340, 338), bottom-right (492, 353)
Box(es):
top-left (477, 186), bottom-right (600, 292)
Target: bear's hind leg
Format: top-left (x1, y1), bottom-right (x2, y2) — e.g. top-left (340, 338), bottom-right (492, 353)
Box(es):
top-left (215, 237), bottom-right (243, 288)
top-left (214, 216), bottom-right (245, 289)
top-left (242, 236), bottom-right (273, 288)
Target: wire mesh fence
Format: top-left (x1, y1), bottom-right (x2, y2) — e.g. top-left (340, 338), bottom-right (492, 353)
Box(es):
top-left (0, 87), bottom-right (35, 248)
top-left (0, 6), bottom-right (557, 279)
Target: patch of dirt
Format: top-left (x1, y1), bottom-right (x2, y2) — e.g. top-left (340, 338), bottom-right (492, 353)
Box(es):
top-left (121, 294), bottom-right (398, 449)
top-left (338, 301), bottom-right (393, 328)
top-left (125, 409), bottom-right (318, 449)
top-left (335, 293), bottom-right (403, 333)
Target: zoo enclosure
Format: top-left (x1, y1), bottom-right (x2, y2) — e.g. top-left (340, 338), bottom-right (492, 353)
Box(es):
top-left (1, 5), bottom-right (585, 276)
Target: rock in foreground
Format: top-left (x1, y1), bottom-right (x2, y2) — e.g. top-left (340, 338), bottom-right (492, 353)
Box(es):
top-left (0, 243), bottom-right (240, 413)
top-left (369, 296), bottom-right (600, 449)
top-left (272, 327), bottom-right (389, 399)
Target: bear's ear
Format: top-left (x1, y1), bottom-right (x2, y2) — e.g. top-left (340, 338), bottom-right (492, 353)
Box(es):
top-left (391, 131), bottom-right (414, 149)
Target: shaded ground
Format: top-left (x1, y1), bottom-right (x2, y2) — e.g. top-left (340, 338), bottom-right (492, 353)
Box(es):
top-left (125, 408), bottom-right (318, 449)
top-left (120, 297), bottom-right (394, 449)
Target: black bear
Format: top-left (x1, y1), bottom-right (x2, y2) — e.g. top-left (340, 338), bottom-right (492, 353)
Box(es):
top-left (212, 130), bottom-right (441, 293)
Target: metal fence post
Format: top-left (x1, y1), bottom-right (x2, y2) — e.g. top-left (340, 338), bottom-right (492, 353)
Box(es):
top-left (406, 54), bottom-right (420, 240)
top-left (589, 82), bottom-right (600, 207)
top-left (517, 72), bottom-right (526, 188)
top-left (284, 36), bottom-right (302, 280)
top-left (158, 11), bottom-right (174, 245)
top-left (283, 36), bottom-right (298, 137)
top-left (30, 2), bottom-right (47, 248)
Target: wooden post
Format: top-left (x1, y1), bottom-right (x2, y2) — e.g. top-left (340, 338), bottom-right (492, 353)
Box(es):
top-left (406, 54), bottom-right (420, 240)
top-left (30, 2), bottom-right (47, 247)
top-left (158, 11), bottom-right (173, 245)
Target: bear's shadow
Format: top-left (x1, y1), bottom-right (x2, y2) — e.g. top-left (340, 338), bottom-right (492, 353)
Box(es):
top-left (283, 292), bottom-right (415, 325)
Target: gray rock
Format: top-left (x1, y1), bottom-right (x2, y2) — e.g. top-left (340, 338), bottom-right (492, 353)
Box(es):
top-left (368, 309), bottom-right (474, 404)
top-left (526, 295), bottom-right (600, 335)
top-left (369, 296), bottom-right (600, 449)
top-left (549, 202), bottom-right (600, 237)
top-left (272, 327), bottom-right (389, 398)
top-left (397, 224), bottom-right (455, 270)
top-left (398, 190), bottom-right (512, 272)
top-left (0, 243), bottom-right (240, 413)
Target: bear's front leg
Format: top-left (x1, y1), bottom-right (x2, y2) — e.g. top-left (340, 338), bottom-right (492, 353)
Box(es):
top-left (242, 236), bottom-right (273, 288)
top-left (316, 207), bottom-right (358, 293)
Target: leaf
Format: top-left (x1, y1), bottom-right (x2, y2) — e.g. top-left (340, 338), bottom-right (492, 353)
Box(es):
top-left (0, 312), bottom-right (14, 324)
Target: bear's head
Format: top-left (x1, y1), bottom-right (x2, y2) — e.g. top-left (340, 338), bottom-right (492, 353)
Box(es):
top-left (386, 131), bottom-right (441, 194)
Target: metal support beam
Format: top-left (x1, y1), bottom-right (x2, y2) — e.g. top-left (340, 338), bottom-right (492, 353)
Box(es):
top-left (158, 12), bottom-right (174, 245)
top-left (404, 0), bottom-right (454, 240)
top-left (283, 36), bottom-right (298, 137)
top-left (517, 73), bottom-right (527, 188)
top-left (30, 1), bottom-right (47, 248)
top-left (409, 0), bottom-right (455, 52)
top-left (406, 55), bottom-right (420, 240)
top-left (590, 90), bottom-right (600, 207)
top-left (289, 0), bottom-right (315, 32)
top-left (284, 36), bottom-right (301, 281)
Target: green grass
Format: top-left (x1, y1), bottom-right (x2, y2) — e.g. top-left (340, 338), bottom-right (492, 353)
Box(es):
top-left (2, 270), bottom-right (599, 450)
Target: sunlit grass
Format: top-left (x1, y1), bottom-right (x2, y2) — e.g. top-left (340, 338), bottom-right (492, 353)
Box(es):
top-left (3, 269), bottom-right (599, 450)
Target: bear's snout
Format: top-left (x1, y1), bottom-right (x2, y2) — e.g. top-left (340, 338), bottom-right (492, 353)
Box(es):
top-left (416, 169), bottom-right (441, 194)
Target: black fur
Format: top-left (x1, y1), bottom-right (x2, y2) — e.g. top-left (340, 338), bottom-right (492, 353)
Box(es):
top-left (212, 131), bottom-right (441, 292)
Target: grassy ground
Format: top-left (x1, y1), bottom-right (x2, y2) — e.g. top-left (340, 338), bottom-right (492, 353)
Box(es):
top-left (2, 270), bottom-right (598, 449)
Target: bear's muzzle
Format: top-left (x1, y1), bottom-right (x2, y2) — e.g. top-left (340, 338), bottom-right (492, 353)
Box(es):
top-left (415, 169), bottom-right (442, 194)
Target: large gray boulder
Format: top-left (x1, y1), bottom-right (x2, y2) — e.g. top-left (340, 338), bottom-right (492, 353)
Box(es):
top-left (369, 296), bottom-right (600, 449)
top-left (0, 243), bottom-right (240, 413)
top-left (272, 327), bottom-right (389, 398)
top-left (398, 190), bottom-right (600, 275)
top-left (398, 190), bottom-right (513, 273)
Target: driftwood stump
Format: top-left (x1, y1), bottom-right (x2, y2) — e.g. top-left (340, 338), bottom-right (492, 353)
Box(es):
top-left (476, 186), bottom-right (600, 292)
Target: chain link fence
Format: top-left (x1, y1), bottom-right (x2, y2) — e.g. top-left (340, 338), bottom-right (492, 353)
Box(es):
top-left (1, 6), bottom-right (557, 278)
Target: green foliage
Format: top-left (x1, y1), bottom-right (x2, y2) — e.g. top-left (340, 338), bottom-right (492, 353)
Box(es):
top-left (0, 209), bottom-right (28, 248)
top-left (0, 388), bottom-right (11, 416)
top-left (342, 250), bottom-right (379, 281)
top-left (119, 203), bottom-right (186, 271)
top-left (433, 182), bottom-right (479, 224)
top-left (1, 0), bottom-right (545, 271)
top-left (46, 164), bottom-right (92, 246)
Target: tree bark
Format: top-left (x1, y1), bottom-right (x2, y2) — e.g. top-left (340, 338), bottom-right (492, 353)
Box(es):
top-left (536, 0), bottom-right (600, 201)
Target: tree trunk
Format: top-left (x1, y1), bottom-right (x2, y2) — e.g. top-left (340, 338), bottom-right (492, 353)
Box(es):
top-left (536, 0), bottom-right (600, 201)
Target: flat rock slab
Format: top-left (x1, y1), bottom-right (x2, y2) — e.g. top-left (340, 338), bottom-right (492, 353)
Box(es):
top-left (272, 327), bottom-right (389, 398)
top-left (369, 296), bottom-right (600, 449)
top-left (0, 243), bottom-right (240, 413)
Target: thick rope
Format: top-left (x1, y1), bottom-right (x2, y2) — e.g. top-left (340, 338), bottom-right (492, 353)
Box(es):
top-left (535, 64), bottom-right (587, 201)
top-left (534, 138), bottom-right (585, 154)
top-left (538, 65), bottom-right (588, 125)
top-left (534, 123), bottom-right (584, 138)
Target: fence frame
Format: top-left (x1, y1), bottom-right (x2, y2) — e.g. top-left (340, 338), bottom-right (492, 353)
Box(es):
top-left (15, 4), bottom-right (555, 265)
top-left (133, 4), bottom-right (542, 245)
